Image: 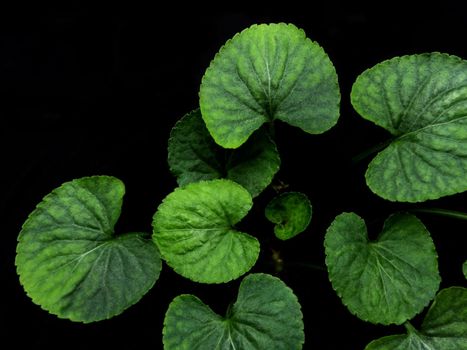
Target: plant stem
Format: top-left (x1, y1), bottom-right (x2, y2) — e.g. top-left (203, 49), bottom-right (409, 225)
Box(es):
top-left (225, 302), bottom-right (234, 319)
top-left (404, 321), bottom-right (417, 334)
top-left (287, 261), bottom-right (327, 272)
top-left (411, 208), bottom-right (467, 221)
top-left (351, 138), bottom-right (393, 164)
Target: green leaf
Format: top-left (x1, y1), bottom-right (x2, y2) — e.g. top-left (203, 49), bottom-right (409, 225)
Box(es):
top-left (265, 191), bottom-right (312, 240)
top-left (463, 261), bottom-right (467, 279)
top-left (168, 109), bottom-right (280, 197)
top-left (351, 53), bottom-right (467, 202)
top-left (365, 287), bottom-right (467, 350)
top-left (163, 273), bottom-right (304, 350)
top-left (200, 22), bottom-right (340, 148)
top-left (324, 212), bottom-right (440, 325)
top-left (16, 176), bottom-right (162, 323)
top-left (365, 335), bottom-right (412, 350)
top-left (152, 179), bottom-right (259, 283)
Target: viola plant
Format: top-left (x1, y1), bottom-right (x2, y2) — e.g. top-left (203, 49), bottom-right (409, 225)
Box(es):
top-left (152, 179), bottom-right (259, 284)
top-left (351, 53), bottom-right (467, 202)
top-left (16, 176), bottom-right (162, 323)
top-left (15, 23), bottom-right (467, 349)
top-left (163, 273), bottom-right (304, 349)
top-left (325, 212), bottom-right (441, 325)
top-left (167, 108), bottom-right (281, 198)
top-left (265, 191), bottom-right (312, 240)
top-left (365, 287), bottom-right (467, 350)
top-left (199, 23), bottom-right (340, 148)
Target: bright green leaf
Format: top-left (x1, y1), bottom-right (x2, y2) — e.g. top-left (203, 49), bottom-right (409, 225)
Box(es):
top-left (200, 23), bottom-right (340, 148)
top-left (152, 179), bottom-right (259, 283)
top-left (365, 287), bottom-right (467, 350)
top-left (168, 109), bottom-right (280, 197)
top-left (163, 273), bottom-right (304, 350)
top-left (365, 335), bottom-right (412, 350)
top-left (265, 191), bottom-right (312, 240)
top-left (351, 53), bottom-right (467, 202)
top-left (324, 212), bottom-right (440, 325)
top-left (16, 176), bottom-right (162, 323)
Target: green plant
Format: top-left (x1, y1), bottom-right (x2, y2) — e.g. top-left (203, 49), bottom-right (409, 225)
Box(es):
top-left (16, 23), bottom-right (467, 349)
top-left (265, 191), bottom-right (312, 240)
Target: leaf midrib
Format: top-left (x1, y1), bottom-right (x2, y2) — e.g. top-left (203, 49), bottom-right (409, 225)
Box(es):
top-left (25, 239), bottom-right (112, 290)
top-left (236, 37), bottom-right (299, 121)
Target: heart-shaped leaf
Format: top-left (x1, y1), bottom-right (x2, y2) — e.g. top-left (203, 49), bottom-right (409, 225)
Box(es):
top-left (168, 109), bottom-right (280, 197)
top-left (351, 53), bottom-right (467, 202)
top-left (365, 287), bottom-right (467, 350)
top-left (265, 191), bottom-right (312, 240)
top-left (163, 273), bottom-right (304, 350)
top-left (200, 23), bottom-right (340, 148)
top-left (16, 176), bottom-right (162, 323)
top-left (152, 179), bottom-right (259, 283)
top-left (324, 212), bottom-right (440, 325)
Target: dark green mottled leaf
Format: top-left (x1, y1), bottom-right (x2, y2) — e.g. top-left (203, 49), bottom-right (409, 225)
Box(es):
top-left (265, 191), bottom-right (312, 240)
top-left (366, 287), bottom-right (467, 350)
top-left (324, 212), bottom-right (440, 325)
top-left (168, 109), bottom-right (280, 197)
top-left (200, 23), bottom-right (340, 148)
top-left (16, 176), bottom-right (161, 323)
top-left (152, 179), bottom-right (259, 283)
top-left (163, 273), bottom-right (304, 350)
top-left (351, 53), bottom-right (467, 202)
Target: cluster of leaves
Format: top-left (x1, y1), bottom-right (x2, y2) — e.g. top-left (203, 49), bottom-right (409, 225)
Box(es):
top-left (16, 23), bottom-right (467, 349)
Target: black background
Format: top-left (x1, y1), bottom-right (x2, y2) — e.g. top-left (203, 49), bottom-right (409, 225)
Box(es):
top-left (2, 3), bottom-right (467, 349)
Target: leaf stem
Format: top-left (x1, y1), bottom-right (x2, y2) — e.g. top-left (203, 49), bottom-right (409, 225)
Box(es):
top-left (411, 208), bottom-right (467, 221)
top-left (351, 138), bottom-right (393, 164)
top-left (225, 302), bottom-right (234, 319)
top-left (404, 321), bottom-right (417, 334)
top-left (287, 261), bottom-right (327, 272)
